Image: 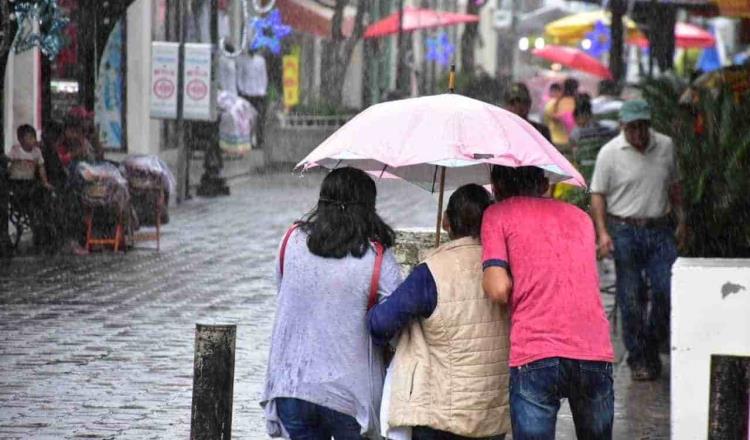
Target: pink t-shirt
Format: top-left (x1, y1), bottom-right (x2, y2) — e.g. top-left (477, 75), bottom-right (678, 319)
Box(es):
top-left (481, 196), bottom-right (614, 367)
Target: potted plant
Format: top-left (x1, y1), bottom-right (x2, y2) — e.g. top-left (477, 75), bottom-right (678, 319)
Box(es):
top-left (641, 77), bottom-right (750, 438)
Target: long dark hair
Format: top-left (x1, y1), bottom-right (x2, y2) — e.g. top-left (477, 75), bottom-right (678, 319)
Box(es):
top-left (300, 167), bottom-right (395, 259)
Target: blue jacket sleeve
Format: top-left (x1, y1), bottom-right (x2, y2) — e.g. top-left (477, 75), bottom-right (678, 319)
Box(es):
top-left (367, 264), bottom-right (438, 346)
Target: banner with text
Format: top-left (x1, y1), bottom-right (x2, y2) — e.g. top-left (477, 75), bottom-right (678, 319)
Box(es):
top-left (183, 43), bottom-right (216, 121)
top-left (150, 42), bottom-right (179, 119)
top-left (282, 53), bottom-right (300, 109)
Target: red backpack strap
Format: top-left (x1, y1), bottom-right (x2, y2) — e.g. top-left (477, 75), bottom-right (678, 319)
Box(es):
top-left (367, 242), bottom-right (385, 310)
top-left (279, 224), bottom-right (300, 277)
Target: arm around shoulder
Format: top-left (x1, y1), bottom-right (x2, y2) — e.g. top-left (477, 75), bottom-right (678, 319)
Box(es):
top-left (483, 265), bottom-right (512, 305)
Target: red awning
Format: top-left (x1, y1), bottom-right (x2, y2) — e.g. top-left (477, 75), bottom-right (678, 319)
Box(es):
top-left (276, 0), bottom-right (355, 38)
top-left (364, 7), bottom-right (479, 39)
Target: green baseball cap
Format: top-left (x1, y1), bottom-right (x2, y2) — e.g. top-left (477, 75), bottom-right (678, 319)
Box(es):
top-left (505, 82), bottom-right (531, 104)
top-left (619, 99), bottom-right (651, 124)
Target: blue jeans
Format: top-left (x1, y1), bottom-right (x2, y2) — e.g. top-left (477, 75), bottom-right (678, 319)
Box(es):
top-left (510, 357), bottom-right (614, 440)
top-left (412, 426), bottom-right (505, 440)
top-left (276, 398), bottom-right (364, 440)
top-left (610, 222), bottom-right (678, 370)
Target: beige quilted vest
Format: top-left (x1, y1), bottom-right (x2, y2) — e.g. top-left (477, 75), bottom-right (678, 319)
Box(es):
top-left (388, 237), bottom-right (511, 437)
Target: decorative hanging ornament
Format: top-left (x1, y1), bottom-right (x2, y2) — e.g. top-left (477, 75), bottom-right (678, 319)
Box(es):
top-left (249, 9), bottom-right (291, 55)
top-left (250, 0), bottom-right (276, 15)
top-left (12, 0), bottom-right (69, 60)
top-left (425, 32), bottom-right (454, 67)
top-left (583, 20), bottom-right (610, 59)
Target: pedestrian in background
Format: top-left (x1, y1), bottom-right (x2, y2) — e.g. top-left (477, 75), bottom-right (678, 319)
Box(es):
top-left (261, 167), bottom-right (403, 439)
top-left (40, 121), bottom-right (68, 190)
top-left (590, 99), bottom-right (684, 381)
top-left (544, 78), bottom-right (579, 152)
top-left (369, 184), bottom-right (510, 440)
top-left (569, 94), bottom-right (618, 151)
top-left (482, 165), bottom-right (614, 439)
top-left (504, 82), bottom-right (552, 142)
top-left (237, 49), bottom-right (268, 149)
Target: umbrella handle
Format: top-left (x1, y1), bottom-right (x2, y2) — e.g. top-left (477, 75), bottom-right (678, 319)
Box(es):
top-left (448, 64), bottom-right (456, 93)
top-left (435, 166), bottom-right (446, 247)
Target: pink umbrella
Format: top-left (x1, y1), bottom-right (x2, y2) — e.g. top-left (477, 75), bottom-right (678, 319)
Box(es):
top-left (532, 45), bottom-right (613, 79)
top-left (364, 7), bottom-right (479, 38)
top-left (297, 93), bottom-right (585, 244)
top-left (628, 22), bottom-right (716, 49)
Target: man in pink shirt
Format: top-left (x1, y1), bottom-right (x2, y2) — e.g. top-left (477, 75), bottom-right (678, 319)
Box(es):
top-left (482, 165), bottom-right (614, 439)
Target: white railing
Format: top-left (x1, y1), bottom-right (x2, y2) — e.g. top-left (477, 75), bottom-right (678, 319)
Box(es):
top-left (275, 112), bottom-right (352, 129)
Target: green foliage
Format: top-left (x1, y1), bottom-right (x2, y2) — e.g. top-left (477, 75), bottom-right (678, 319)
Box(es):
top-left (557, 137), bottom-right (614, 212)
top-left (640, 77), bottom-right (750, 258)
top-left (637, 75), bottom-right (690, 135)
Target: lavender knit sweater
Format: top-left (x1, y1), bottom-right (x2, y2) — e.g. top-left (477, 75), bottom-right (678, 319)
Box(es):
top-left (261, 228), bottom-right (403, 438)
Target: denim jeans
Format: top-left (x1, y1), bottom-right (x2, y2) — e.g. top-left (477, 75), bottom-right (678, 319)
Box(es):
top-left (412, 426), bottom-right (506, 440)
top-left (510, 357), bottom-right (614, 440)
top-left (609, 222), bottom-right (678, 370)
top-left (276, 398), bottom-right (364, 440)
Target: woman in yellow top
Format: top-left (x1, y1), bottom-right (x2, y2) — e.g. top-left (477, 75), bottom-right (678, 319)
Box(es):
top-left (544, 78), bottom-right (579, 152)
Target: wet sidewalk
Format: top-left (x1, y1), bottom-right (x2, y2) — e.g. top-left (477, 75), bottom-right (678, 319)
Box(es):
top-left (0, 172), bottom-right (669, 438)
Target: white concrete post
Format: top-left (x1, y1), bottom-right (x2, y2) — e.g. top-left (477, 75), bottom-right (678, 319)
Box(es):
top-left (671, 258), bottom-right (750, 439)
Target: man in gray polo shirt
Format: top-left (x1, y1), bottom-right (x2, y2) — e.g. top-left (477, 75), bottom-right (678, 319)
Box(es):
top-left (590, 99), bottom-right (685, 381)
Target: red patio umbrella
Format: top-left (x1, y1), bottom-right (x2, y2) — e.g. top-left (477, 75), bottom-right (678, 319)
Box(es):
top-left (364, 7), bottom-right (479, 38)
top-left (628, 22), bottom-right (716, 49)
top-left (532, 45), bottom-right (613, 79)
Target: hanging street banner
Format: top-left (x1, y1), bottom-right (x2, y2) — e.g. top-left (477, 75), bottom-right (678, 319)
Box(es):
top-left (183, 43), bottom-right (216, 121)
top-left (96, 19), bottom-right (126, 150)
top-left (716, 0), bottom-right (750, 17)
top-left (282, 53), bottom-right (300, 109)
top-left (150, 42), bottom-right (180, 119)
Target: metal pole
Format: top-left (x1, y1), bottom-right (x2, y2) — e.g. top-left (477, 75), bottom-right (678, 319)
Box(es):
top-left (176, 0), bottom-right (188, 203)
top-left (435, 65), bottom-right (455, 247)
top-left (435, 166), bottom-right (446, 247)
top-left (190, 324), bottom-right (236, 440)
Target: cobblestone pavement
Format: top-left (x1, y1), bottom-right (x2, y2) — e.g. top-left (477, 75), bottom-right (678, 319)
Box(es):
top-left (0, 172), bottom-right (668, 439)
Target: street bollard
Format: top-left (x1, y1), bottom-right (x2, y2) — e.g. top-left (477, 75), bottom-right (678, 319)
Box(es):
top-left (190, 324), bottom-right (236, 440)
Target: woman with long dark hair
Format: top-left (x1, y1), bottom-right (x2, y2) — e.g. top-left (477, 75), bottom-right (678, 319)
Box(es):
top-left (262, 167), bottom-right (403, 439)
top-left (544, 77), bottom-right (579, 152)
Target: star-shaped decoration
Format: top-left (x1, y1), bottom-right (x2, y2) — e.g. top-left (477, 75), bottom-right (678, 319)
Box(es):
top-left (583, 20), bottom-right (610, 58)
top-left (12, 0), bottom-right (70, 60)
top-left (249, 9), bottom-right (292, 55)
top-left (425, 32), bottom-right (454, 67)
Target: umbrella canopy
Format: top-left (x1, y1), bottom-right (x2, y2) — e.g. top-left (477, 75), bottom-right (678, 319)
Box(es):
top-left (532, 45), bottom-right (613, 79)
top-left (364, 7), bottom-right (479, 38)
top-left (545, 10), bottom-right (640, 45)
top-left (628, 22), bottom-right (716, 49)
top-left (297, 94), bottom-right (585, 190)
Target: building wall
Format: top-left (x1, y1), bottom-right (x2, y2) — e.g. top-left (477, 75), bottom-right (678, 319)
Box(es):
top-left (126, 0), bottom-right (161, 156)
top-left (342, 42), bottom-right (364, 109)
top-left (3, 47), bottom-right (41, 152)
top-left (476, 2), bottom-right (498, 75)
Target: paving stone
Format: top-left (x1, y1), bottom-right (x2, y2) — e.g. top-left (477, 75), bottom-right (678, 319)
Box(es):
top-left (0, 172), bottom-right (668, 438)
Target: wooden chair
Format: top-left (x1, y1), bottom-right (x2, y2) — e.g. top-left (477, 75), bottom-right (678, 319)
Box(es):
top-left (84, 206), bottom-right (125, 252)
top-left (82, 183), bottom-right (126, 253)
top-left (127, 177), bottom-right (164, 252)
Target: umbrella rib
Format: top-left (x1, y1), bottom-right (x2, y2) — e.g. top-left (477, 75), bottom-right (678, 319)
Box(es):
top-left (379, 164), bottom-right (388, 179)
top-left (334, 159), bottom-right (343, 169)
